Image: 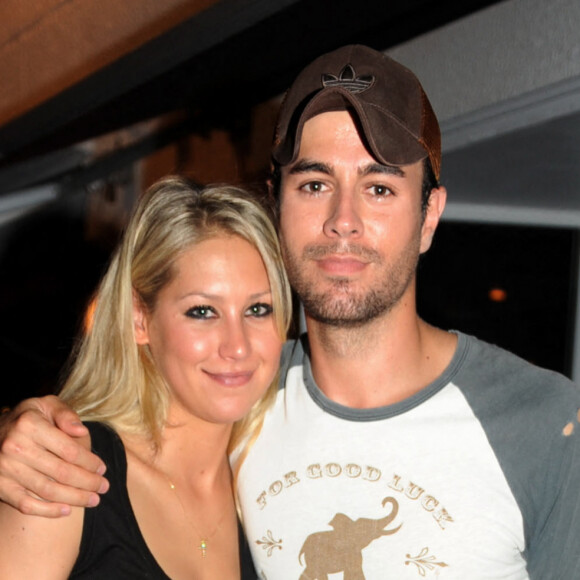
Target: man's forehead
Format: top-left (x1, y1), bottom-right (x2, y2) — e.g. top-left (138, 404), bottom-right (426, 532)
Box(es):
top-left (285, 110), bottom-right (381, 163)
top-left (299, 109), bottom-right (363, 140)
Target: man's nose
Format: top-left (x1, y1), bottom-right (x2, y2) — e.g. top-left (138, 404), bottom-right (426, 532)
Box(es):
top-left (322, 191), bottom-right (363, 238)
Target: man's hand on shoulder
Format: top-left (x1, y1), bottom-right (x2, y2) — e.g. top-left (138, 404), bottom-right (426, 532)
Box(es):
top-left (0, 395), bottom-right (109, 517)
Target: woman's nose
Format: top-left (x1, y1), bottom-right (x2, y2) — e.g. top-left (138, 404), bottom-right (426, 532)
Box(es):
top-left (218, 319), bottom-right (251, 360)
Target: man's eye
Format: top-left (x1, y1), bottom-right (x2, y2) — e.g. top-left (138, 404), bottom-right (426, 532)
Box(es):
top-left (370, 184), bottom-right (392, 196)
top-left (300, 181), bottom-right (326, 194)
top-left (185, 305), bottom-right (217, 319)
top-left (246, 303), bottom-right (273, 317)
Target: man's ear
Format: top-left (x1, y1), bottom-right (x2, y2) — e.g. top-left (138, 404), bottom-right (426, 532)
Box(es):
top-left (266, 176), bottom-right (274, 198)
top-left (265, 175), bottom-right (282, 224)
top-left (133, 291), bottom-right (149, 345)
top-left (420, 186), bottom-right (447, 254)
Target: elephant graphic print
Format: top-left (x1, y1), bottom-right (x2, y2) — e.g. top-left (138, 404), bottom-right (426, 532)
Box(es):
top-left (298, 497), bottom-right (402, 579)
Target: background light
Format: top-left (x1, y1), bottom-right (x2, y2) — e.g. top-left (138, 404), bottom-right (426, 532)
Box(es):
top-left (488, 288), bottom-right (508, 302)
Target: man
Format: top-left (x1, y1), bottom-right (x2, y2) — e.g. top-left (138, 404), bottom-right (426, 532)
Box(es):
top-left (1, 45), bottom-right (579, 579)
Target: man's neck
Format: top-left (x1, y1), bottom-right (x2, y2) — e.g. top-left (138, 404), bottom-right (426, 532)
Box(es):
top-left (304, 307), bottom-right (457, 409)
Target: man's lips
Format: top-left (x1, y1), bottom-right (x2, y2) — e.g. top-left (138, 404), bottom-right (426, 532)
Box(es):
top-left (315, 255), bottom-right (368, 275)
top-left (204, 371), bottom-right (254, 387)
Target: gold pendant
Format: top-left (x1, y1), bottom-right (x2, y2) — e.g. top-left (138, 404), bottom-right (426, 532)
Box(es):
top-left (199, 539), bottom-right (208, 558)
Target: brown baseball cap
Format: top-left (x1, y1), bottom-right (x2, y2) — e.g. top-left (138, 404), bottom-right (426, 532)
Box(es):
top-left (272, 44), bottom-right (441, 180)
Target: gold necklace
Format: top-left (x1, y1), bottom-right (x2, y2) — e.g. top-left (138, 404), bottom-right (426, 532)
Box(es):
top-left (164, 476), bottom-right (227, 558)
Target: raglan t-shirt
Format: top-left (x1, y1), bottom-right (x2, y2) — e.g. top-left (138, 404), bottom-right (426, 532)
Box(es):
top-left (237, 332), bottom-right (580, 579)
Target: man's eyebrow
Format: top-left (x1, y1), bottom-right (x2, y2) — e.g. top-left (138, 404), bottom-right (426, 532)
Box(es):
top-left (287, 159), bottom-right (333, 175)
top-left (286, 159), bottom-right (405, 178)
top-left (359, 163), bottom-right (405, 178)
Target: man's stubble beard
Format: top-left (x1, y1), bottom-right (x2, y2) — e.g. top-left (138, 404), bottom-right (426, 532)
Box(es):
top-left (281, 239), bottom-right (421, 328)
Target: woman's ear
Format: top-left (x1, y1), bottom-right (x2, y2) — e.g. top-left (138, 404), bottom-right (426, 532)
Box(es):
top-left (133, 291), bottom-right (149, 345)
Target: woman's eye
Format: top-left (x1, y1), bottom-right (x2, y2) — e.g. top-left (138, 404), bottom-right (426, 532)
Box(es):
top-left (185, 305), bottom-right (217, 319)
top-left (246, 302), bottom-right (273, 317)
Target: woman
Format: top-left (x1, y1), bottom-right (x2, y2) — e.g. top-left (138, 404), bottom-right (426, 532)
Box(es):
top-left (0, 176), bottom-right (292, 579)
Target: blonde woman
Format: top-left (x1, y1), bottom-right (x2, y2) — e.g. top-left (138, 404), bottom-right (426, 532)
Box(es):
top-left (0, 176), bottom-right (291, 579)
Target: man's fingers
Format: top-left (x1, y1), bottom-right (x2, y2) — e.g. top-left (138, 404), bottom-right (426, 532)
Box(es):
top-left (1, 404), bottom-right (106, 477)
top-left (0, 402), bottom-right (109, 514)
top-left (32, 458), bottom-right (109, 501)
top-left (0, 459), bottom-right (106, 512)
top-left (0, 434), bottom-right (109, 497)
top-left (18, 496), bottom-right (73, 518)
top-left (0, 475), bottom-right (74, 518)
top-left (40, 429), bottom-right (107, 477)
top-left (41, 395), bottom-right (89, 438)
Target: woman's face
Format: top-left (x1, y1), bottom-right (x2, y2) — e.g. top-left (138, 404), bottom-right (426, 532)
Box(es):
top-left (135, 234), bottom-right (283, 426)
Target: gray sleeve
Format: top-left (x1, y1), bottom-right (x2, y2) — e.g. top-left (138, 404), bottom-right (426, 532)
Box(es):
top-left (524, 421), bottom-right (580, 579)
top-left (456, 334), bottom-right (580, 579)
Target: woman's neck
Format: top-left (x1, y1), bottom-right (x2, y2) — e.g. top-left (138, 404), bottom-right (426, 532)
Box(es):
top-left (123, 411), bottom-right (233, 489)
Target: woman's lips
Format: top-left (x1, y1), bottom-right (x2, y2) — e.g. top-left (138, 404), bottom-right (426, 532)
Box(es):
top-left (204, 371), bottom-right (254, 387)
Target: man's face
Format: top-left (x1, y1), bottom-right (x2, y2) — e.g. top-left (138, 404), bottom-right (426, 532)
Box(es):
top-left (278, 110), bottom-right (445, 327)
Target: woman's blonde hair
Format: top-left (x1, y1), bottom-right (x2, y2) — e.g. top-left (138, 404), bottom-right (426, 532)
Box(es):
top-left (60, 176), bottom-right (291, 450)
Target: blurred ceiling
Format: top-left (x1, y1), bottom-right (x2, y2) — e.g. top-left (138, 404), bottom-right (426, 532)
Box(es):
top-left (0, 0), bottom-right (503, 195)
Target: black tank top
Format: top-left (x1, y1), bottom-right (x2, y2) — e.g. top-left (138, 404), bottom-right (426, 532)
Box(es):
top-left (70, 422), bottom-right (256, 579)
